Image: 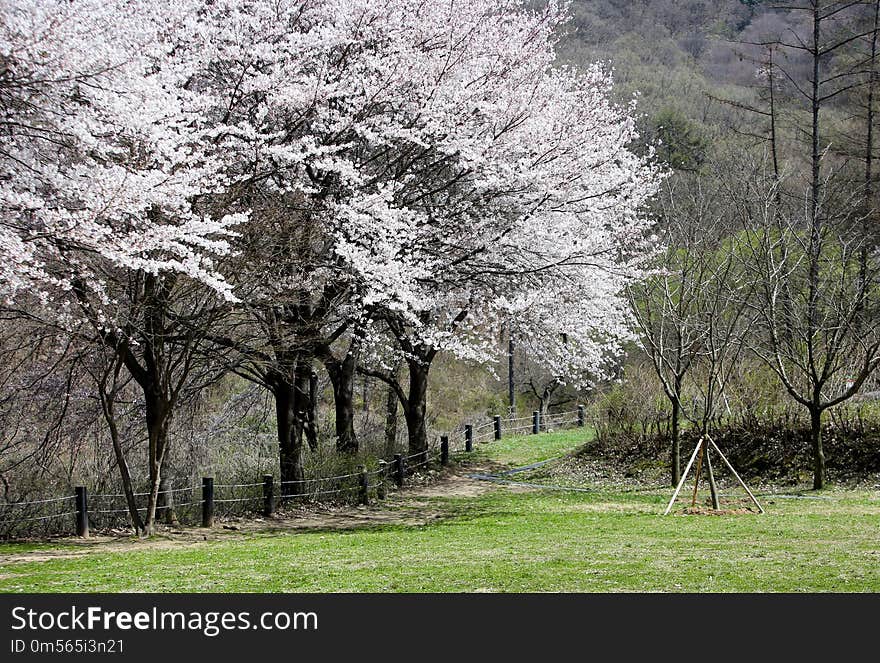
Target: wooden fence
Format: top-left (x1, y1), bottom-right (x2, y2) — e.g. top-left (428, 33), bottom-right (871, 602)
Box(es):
top-left (0, 406), bottom-right (586, 538)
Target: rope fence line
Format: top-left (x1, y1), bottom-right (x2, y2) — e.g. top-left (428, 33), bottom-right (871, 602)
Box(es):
top-left (308, 486), bottom-right (360, 497)
top-left (4, 494), bottom-right (75, 507)
top-left (91, 484), bottom-right (202, 500)
top-left (91, 508), bottom-right (139, 515)
top-left (277, 471), bottom-right (363, 486)
top-left (407, 457), bottom-right (433, 471)
top-left (1, 404), bottom-right (588, 537)
top-left (166, 485), bottom-right (201, 494)
top-left (213, 496), bottom-right (261, 504)
top-left (0, 511), bottom-right (77, 527)
top-left (91, 490), bottom-right (151, 499)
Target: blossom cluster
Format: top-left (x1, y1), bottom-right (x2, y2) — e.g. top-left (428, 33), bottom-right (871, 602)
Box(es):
top-left (0, 0), bottom-right (661, 383)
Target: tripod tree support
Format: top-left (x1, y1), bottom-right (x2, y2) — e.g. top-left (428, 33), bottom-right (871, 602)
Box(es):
top-left (663, 438), bottom-right (703, 516)
top-left (707, 436), bottom-right (764, 514)
top-left (663, 435), bottom-right (763, 515)
top-left (690, 440), bottom-right (705, 508)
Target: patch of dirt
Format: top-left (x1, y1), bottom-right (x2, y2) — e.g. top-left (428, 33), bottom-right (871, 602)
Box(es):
top-left (406, 470), bottom-right (497, 499)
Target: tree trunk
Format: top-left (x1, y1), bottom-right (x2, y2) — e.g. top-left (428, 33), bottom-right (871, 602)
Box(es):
top-left (330, 354), bottom-right (358, 454)
top-left (318, 340), bottom-right (360, 455)
top-left (404, 359), bottom-right (430, 456)
top-left (508, 335), bottom-right (515, 413)
top-left (307, 370), bottom-right (318, 452)
top-left (139, 273), bottom-right (176, 536)
top-left (810, 406), bottom-right (826, 490)
top-left (275, 380), bottom-right (305, 497)
top-left (705, 449), bottom-right (720, 510)
top-left (99, 365), bottom-right (146, 535)
top-left (384, 382), bottom-right (399, 457)
top-left (293, 357), bottom-right (317, 453)
top-left (143, 390), bottom-right (171, 536)
top-left (157, 475), bottom-right (178, 525)
top-left (670, 396), bottom-right (681, 487)
top-left (110, 434), bottom-right (145, 535)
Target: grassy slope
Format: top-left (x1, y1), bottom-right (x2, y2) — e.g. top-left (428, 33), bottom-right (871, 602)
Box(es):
top-left (1, 431), bottom-right (878, 593)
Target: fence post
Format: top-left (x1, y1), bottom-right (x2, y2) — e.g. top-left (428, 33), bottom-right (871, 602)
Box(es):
top-left (262, 475), bottom-right (274, 517)
top-left (358, 466), bottom-right (369, 506)
top-left (394, 454), bottom-right (405, 487)
top-left (465, 426), bottom-right (474, 452)
top-left (441, 436), bottom-right (450, 465)
top-left (533, 411), bottom-right (540, 434)
top-left (494, 415), bottom-right (502, 440)
top-left (578, 405), bottom-right (585, 428)
top-left (377, 461), bottom-right (387, 500)
top-left (74, 486), bottom-right (88, 538)
top-left (201, 477), bottom-right (214, 528)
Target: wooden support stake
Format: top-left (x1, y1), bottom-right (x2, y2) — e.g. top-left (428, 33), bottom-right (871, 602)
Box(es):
top-left (465, 425), bottom-right (473, 451)
top-left (494, 415), bottom-right (502, 440)
top-left (691, 439), bottom-right (706, 508)
top-left (663, 438), bottom-right (703, 515)
top-left (201, 477), bottom-right (214, 527)
top-left (74, 486), bottom-right (88, 538)
top-left (532, 411), bottom-right (540, 434)
top-left (441, 436), bottom-right (450, 465)
top-left (707, 436), bottom-right (764, 514)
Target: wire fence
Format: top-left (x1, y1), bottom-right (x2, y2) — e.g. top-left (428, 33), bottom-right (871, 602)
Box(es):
top-left (0, 405), bottom-right (587, 539)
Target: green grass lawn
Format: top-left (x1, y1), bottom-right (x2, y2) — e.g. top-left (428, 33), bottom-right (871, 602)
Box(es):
top-left (468, 428), bottom-right (589, 467)
top-left (1, 430), bottom-right (878, 592)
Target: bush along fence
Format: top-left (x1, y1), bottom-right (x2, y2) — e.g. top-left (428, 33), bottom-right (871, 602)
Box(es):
top-left (0, 406), bottom-right (587, 539)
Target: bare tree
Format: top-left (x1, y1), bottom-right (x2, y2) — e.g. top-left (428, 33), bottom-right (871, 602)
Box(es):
top-left (629, 173), bottom-right (752, 486)
top-left (736, 161), bottom-right (880, 489)
top-left (733, 0), bottom-right (880, 489)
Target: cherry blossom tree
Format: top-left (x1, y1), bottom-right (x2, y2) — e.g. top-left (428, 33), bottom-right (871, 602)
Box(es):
top-left (172, 0), bottom-right (657, 469)
top-left (1, 0), bottom-right (243, 533)
top-left (0, 0), bottom-right (241, 302)
top-left (346, 17), bottom-right (661, 454)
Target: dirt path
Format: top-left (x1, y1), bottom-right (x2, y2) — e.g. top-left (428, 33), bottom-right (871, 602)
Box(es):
top-left (0, 463), bottom-right (503, 566)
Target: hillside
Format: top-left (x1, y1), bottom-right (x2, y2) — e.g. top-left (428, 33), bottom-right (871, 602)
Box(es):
top-left (558, 1), bottom-right (781, 167)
